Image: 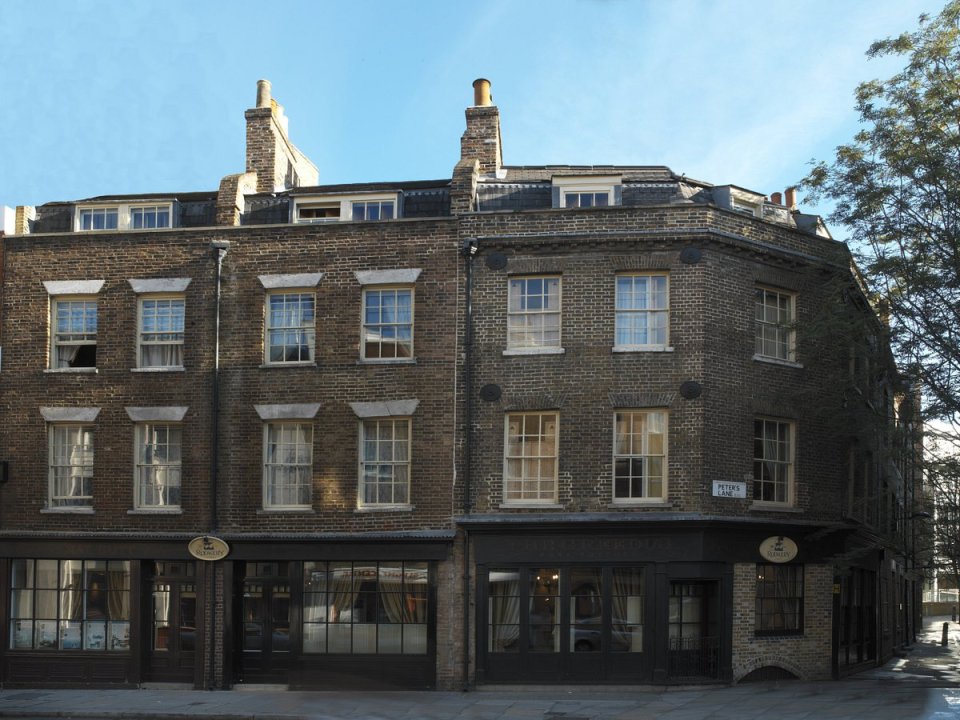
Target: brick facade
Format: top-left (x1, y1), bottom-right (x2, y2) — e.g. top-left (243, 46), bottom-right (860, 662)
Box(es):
top-left (0, 79), bottom-right (920, 691)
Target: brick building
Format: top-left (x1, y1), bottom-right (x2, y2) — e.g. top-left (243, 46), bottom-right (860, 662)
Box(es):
top-left (0, 79), bottom-right (921, 690)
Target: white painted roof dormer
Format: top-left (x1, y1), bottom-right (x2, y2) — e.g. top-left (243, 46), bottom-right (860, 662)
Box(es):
top-left (292, 191), bottom-right (401, 224)
top-left (551, 175), bottom-right (622, 209)
top-left (713, 186), bottom-right (765, 218)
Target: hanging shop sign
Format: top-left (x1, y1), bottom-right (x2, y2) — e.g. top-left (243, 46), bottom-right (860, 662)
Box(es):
top-left (188, 535), bottom-right (230, 561)
top-left (758, 536), bottom-right (798, 563)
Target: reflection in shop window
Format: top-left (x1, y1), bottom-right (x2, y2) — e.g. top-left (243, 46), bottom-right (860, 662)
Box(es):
top-left (9, 559), bottom-right (130, 651)
top-left (302, 561), bottom-right (428, 655)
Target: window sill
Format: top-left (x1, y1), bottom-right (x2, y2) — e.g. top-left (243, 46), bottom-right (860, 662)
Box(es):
top-left (499, 503), bottom-right (564, 510)
top-left (502, 347), bottom-right (565, 357)
top-left (355, 504), bottom-right (415, 513)
top-left (607, 500), bottom-right (672, 508)
top-left (749, 502), bottom-right (802, 513)
top-left (44, 367), bottom-right (98, 374)
top-left (357, 358), bottom-right (417, 366)
top-left (41, 506), bottom-right (94, 514)
top-left (128, 507), bottom-right (182, 515)
top-left (131, 366), bottom-right (185, 373)
top-left (753, 355), bottom-right (803, 369)
top-left (257, 507), bottom-right (315, 514)
top-left (612, 345), bottom-right (674, 353)
top-left (259, 362), bottom-right (317, 369)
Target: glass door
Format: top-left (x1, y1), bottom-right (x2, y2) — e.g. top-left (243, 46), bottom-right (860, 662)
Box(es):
top-left (236, 562), bottom-right (291, 683)
top-left (145, 561), bottom-right (196, 683)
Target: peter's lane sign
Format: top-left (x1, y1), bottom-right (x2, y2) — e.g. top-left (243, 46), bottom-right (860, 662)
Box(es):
top-left (188, 535), bottom-right (230, 561)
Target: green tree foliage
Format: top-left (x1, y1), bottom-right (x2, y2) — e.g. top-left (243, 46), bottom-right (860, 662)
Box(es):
top-left (804, 2), bottom-right (960, 438)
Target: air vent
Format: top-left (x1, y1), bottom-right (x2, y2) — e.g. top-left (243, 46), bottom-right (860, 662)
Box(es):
top-left (479, 384), bottom-right (502, 402)
top-left (679, 381), bottom-right (702, 400)
top-left (485, 252), bottom-right (508, 270)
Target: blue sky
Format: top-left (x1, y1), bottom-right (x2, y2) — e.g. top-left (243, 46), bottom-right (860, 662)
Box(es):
top-left (0, 0), bottom-right (936, 228)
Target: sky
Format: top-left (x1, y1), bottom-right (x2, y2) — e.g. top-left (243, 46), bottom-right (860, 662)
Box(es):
top-left (0, 0), bottom-right (938, 231)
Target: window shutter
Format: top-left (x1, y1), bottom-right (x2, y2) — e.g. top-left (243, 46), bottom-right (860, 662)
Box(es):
top-left (551, 186), bottom-right (561, 208)
top-left (613, 185), bottom-right (623, 206)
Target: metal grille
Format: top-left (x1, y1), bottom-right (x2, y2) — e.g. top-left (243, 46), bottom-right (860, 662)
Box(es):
top-left (667, 635), bottom-right (719, 679)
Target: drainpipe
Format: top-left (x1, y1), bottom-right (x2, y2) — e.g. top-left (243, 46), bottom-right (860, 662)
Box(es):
top-left (209, 239), bottom-right (229, 689)
top-left (460, 238), bottom-right (477, 691)
top-left (210, 240), bottom-right (230, 532)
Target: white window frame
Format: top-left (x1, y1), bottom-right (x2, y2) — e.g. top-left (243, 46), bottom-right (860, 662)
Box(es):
top-left (361, 286), bottom-right (415, 361)
top-left (612, 410), bottom-right (668, 503)
top-left (293, 192), bottom-right (400, 223)
top-left (76, 202), bottom-right (174, 231)
top-left (753, 418), bottom-right (795, 506)
top-left (358, 417), bottom-right (412, 508)
top-left (755, 287), bottom-right (796, 363)
top-left (614, 273), bottom-right (670, 350)
top-left (262, 421), bottom-right (314, 509)
top-left (50, 296), bottom-right (98, 370)
top-left (134, 423), bottom-right (182, 510)
top-left (506, 275), bottom-right (562, 352)
top-left (264, 290), bottom-right (316, 365)
top-left (48, 424), bottom-right (94, 509)
top-left (137, 295), bottom-right (185, 369)
top-left (503, 412), bottom-right (559, 505)
top-left (553, 175), bottom-right (621, 208)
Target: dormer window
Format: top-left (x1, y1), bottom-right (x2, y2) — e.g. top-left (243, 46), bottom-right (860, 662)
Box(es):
top-left (293, 193), bottom-right (400, 223)
top-left (76, 202), bottom-right (174, 231)
top-left (297, 203), bottom-right (340, 223)
top-left (352, 199), bottom-right (394, 221)
top-left (713, 186), bottom-right (765, 219)
top-left (565, 192), bottom-right (608, 208)
top-left (552, 176), bottom-right (622, 209)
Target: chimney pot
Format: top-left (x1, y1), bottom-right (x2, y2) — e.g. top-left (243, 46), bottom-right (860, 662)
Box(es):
top-left (256, 79), bottom-right (272, 109)
top-left (770, 192), bottom-right (782, 205)
top-left (784, 186), bottom-right (797, 210)
top-left (473, 78), bottom-right (492, 107)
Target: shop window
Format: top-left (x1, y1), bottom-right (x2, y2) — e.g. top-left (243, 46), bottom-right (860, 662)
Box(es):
top-left (302, 561), bottom-right (428, 655)
top-left (9, 559), bottom-right (131, 651)
top-left (756, 564), bottom-right (804, 635)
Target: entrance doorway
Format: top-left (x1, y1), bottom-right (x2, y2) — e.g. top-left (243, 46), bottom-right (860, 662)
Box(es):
top-left (235, 562), bottom-right (291, 684)
top-left (144, 561), bottom-right (197, 683)
top-left (666, 581), bottom-right (719, 680)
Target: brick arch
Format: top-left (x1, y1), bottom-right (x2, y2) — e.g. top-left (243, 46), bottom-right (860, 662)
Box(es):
top-left (733, 655), bottom-right (807, 683)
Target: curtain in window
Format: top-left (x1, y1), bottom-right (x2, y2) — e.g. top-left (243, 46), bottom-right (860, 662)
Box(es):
top-left (489, 572), bottom-right (520, 650)
top-left (329, 563), bottom-right (360, 622)
top-left (141, 344), bottom-right (183, 368)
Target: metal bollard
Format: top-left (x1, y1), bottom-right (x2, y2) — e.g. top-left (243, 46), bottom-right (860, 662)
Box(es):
top-left (943, 622), bottom-right (950, 647)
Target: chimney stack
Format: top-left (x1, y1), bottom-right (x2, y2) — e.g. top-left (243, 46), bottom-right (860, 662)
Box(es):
top-left (459, 78), bottom-right (502, 176)
top-left (770, 191), bottom-right (782, 205)
top-left (244, 79), bottom-right (318, 193)
top-left (784, 186), bottom-right (797, 210)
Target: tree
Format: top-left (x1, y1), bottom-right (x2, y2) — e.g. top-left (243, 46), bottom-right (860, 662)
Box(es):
top-left (804, 3), bottom-right (960, 601)
top-left (803, 2), bottom-right (960, 442)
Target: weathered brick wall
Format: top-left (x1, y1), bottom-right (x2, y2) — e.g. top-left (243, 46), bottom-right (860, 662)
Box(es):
top-left (0, 217), bottom-right (462, 536)
top-left (0, 232), bottom-right (219, 533)
top-left (459, 204), bottom-right (850, 520)
top-left (213, 218), bottom-right (460, 534)
top-left (731, 562), bottom-right (834, 681)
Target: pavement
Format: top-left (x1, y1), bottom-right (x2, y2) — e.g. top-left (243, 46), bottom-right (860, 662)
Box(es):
top-left (1, 617), bottom-right (959, 720)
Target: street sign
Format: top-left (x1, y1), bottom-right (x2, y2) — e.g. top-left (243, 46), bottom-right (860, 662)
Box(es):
top-left (712, 480), bottom-right (747, 498)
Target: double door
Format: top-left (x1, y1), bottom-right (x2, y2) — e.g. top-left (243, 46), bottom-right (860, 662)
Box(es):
top-left (235, 562), bottom-right (291, 684)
